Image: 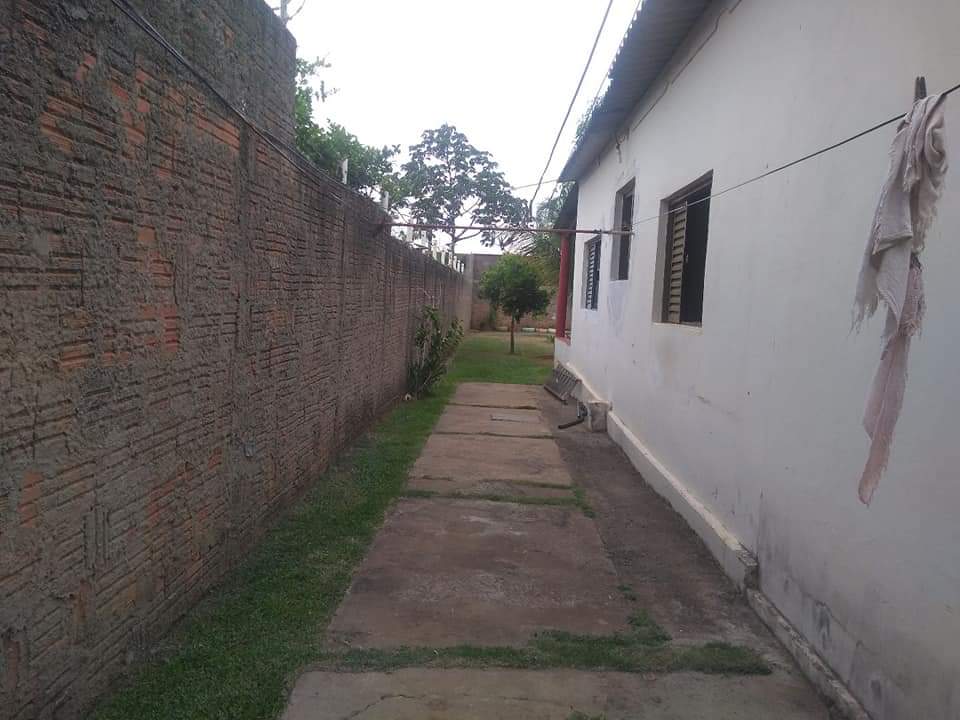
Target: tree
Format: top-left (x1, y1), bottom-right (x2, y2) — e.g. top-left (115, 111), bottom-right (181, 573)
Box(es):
top-left (401, 125), bottom-right (528, 253)
top-left (274, 0), bottom-right (306, 23)
top-left (294, 59), bottom-right (404, 200)
top-left (518, 183), bottom-right (574, 289)
top-left (478, 255), bottom-right (551, 354)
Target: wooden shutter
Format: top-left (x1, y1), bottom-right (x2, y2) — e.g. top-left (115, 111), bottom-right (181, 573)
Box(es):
top-left (585, 238), bottom-right (600, 310)
top-left (665, 201), bottom-right (687, 323)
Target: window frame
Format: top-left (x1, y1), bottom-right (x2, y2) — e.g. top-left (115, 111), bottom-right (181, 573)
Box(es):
top-left (655, 172), bottom-right (713, 326)
top-left (583, 235), bottom-right (601, 311)
top-left (611, 179), bottom-right (635, 281)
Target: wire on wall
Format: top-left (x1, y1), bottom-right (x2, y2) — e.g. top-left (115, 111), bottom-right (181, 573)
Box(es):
top-left (107, 0), bottom-right (365, 204)
top-left (623, 80), bottom-right (960, 232)
top-left (106, 0), bottom-right (959, 240)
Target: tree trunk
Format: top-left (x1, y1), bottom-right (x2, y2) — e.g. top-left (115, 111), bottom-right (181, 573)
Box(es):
top-left (509, 318), bottom-right (515, 355)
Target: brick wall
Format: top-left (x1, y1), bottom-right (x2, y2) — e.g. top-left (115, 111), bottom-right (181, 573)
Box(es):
top-left (0, 2), bottom-right (461, 718)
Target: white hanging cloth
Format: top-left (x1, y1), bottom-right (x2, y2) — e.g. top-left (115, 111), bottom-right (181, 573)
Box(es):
top-left (853, 93), bottom-right (948, 505)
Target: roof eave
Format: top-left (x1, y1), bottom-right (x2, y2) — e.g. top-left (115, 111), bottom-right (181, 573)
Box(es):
top-left (558, 0), bottom-right (712, 183)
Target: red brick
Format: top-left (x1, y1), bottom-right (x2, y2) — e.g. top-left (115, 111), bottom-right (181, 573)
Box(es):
top-left (18, 470), bottom-right (42, 528)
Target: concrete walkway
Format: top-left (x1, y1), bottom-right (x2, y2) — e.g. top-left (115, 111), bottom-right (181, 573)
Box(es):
top-left (284, 382), bottom-right (829, 719)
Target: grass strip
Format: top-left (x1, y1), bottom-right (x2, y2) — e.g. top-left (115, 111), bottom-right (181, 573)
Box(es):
top-left (318, 612), bottom-right (770, 676)
top-left (446, 332), bottom-right (554, 385)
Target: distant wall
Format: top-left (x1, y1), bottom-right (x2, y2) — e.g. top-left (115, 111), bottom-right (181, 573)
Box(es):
top-left (0, 2), bottom-right (460, 718)
top-left (459, 253), bottom-right (555, 331)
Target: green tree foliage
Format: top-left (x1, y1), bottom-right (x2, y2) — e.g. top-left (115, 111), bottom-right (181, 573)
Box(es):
top-left (519, 183), bottom-right (574, 289)
top-left (294, 58), bottom-right (404, 200)
top-left (402, 125), bottom-right (528, 253)
top-left (408, 307), bottom-right (464, 398)
top-left (479, 255), bottom-right (551, 354)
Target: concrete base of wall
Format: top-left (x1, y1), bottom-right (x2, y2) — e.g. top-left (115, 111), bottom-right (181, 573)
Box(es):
top-left (747, 590), bottom-right (871, 720)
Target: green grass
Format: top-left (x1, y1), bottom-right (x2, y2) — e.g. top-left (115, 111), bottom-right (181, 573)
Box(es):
top-left (316, 618), bottom-right (770, 676)
top-left (400, 487), bottom-right (595, 516)
top-left (88, 331), bottom-right (552, 720)
top-left (90, 387), bottom-right (454, 720)
top-left (617, 583), bottom-right (639, 603)
top-left (446, 331), bottom-right (554, 385)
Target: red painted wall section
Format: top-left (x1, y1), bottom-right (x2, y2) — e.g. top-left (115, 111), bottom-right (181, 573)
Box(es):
top-left (0, 2), bottom-right (461, 718)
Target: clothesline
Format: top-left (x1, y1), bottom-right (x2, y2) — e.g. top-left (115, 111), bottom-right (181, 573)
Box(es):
top-left (393, 80), bottom-right (960, 240)
top-left (384, 222), bottom-right (629, 237)
top-left (617, 81), bottom-right (960, 233)
top-left (105, 0), bottom-right (958, 245)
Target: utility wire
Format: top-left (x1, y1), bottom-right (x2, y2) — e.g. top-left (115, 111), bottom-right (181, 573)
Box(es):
top-left (624, 82), bottom-right (960, 232)
top-left (393, 83), bottom-right (960, 238)
top-left (512, 178), bottom-right (559, 191)
top-left (537, 0), bottom-right (644, 214)
top-left (105, 0), bottom-right (959, 241)
top-left (107, 0), bottom-right (364, 205)
top-left (529, 0), bottom-right (615, 210)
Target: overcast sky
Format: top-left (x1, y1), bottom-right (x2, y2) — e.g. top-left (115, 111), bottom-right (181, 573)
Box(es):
top-left (287, 0), bottom-right (640, 252)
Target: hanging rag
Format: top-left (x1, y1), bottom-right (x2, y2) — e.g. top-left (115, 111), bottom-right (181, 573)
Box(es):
top-left (853, 93), bottom-right (948, 505)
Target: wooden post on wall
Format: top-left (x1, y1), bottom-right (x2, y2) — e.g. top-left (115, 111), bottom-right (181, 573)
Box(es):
top-left (555, 232), bottom-right (571, 340)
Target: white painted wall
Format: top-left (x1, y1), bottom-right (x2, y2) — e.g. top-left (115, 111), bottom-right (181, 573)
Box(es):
top-left (559, 2), bottom-right (960, 718)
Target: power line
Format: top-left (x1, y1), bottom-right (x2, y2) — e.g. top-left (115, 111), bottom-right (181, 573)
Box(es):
top-left (624, 83), bottom-right (960, 232)
top-left (530, 0), bottom-right (616, 210)
top-left (387, 221), bottom-right (624, 236)
top-left (538, 0), bottom-right (643, 213)
top-left (512, 178), bottom-right (560, 191)
top-left (107, 0), bottom-right (364, 205)
top-left (394, 84), bottom-right (959, 239)
top-left (102, 0), bottom-right (960, 244)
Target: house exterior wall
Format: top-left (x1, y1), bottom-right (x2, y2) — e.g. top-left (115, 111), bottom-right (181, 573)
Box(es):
top-left (0, 2), bottom-right (461, 718)
top-left (558, 2), bottom-right (960, 719)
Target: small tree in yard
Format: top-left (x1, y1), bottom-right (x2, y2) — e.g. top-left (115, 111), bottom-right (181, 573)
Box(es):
top-left (479, 255), bottom-right (551, 355)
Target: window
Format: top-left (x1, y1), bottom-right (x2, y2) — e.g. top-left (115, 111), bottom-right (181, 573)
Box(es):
top-left (661, 174), bottom-right (712, 325)
top-left (613, 181), bottom-right (634, 280)
top-left (584, 236), bottom-right (601, 310)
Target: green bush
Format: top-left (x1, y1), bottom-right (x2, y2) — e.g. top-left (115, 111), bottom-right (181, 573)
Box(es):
top-left (407, 306), bottom-right (464, 398)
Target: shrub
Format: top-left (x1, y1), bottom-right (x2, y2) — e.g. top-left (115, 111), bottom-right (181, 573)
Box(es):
top-left (407, 306), bottom-right (463, 398)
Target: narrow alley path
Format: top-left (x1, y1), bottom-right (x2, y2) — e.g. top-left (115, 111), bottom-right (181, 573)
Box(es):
top-left (283, 381), bottom-right (829, 719)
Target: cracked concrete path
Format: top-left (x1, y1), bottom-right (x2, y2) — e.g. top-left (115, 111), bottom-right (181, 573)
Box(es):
top-left (409, 433), bottom-right (573, 490)
top-left (285, 382), bottom-right (830, 719)
top-left (324, 497), bottom-right (628, 649)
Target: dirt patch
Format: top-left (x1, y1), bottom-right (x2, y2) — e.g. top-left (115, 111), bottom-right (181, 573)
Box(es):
top-left (540, 396), bottom-right (815, 665)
